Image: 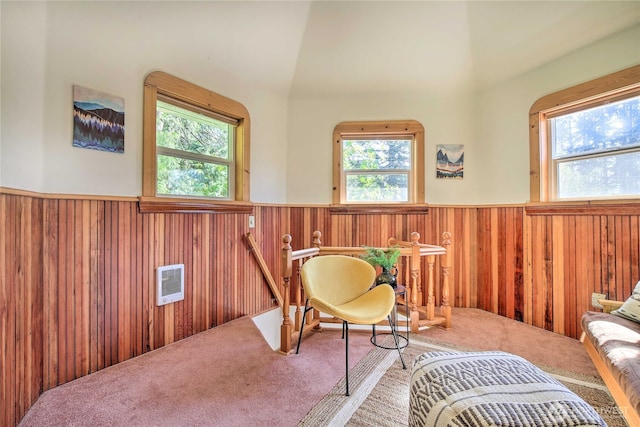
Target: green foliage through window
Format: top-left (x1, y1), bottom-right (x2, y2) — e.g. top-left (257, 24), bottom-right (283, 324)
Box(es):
top-left (343, 139), bottom-right (411, 202)
top-left (156, 100), bottom-right (234, 199)
top-left (551, 94), bottom-right (640, 200)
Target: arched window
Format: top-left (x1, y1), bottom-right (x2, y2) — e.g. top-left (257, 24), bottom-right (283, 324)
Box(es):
top-left (332, 120), bottom-right (425, 206)
top-left (140, 71), bottom-right (251, 213)
top-left (529, 65), bottom-right (640, 204)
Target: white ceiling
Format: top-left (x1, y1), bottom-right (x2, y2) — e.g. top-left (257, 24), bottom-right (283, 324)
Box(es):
top-left (34, 0), bottom-right (640, 99)
top-left (287, 1), bottom-right (640, 97)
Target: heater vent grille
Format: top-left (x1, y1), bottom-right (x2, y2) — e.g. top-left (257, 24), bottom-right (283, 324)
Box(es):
top-left (157, 264), bottom-right (184, 306)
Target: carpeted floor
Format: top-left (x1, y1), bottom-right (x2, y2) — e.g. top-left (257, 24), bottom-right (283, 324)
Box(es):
top-left (19, 308), bottom-right (622, 426)
top-left (299, 334), bottom-right (627, 427)
top-left (19, 314), bottom-right (374, 427)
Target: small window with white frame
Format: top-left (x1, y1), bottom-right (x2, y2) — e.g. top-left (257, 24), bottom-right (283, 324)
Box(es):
top-left (156, 98), bottom-right (236, 199)
top-left (333, 120), bottom-right (425, 205)
top-left (343, 137), bottom-right (411, 202)
top-left (546, 92), bottom-right (640, 201)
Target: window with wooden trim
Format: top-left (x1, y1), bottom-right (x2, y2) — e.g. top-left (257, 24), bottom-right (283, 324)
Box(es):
top-left (529, 65), bottom-right (640, 204)
top-left (141, 71), bottom-right (251, 213)
top-left (333, 120), bottom-right (425, 205)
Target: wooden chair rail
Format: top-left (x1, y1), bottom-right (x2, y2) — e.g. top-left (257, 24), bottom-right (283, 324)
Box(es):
top-left (278, 231), bottom-right (452, 354)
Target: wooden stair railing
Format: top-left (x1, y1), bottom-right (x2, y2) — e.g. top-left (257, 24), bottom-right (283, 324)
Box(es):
top-left (389, 231), bottom-right (452, 332)
top-left (245, 232), bottom-right (283, 308)
top-left (279, 231), bottom-right (452, 354)
top-left (279, 234), bottom-right (320, 354)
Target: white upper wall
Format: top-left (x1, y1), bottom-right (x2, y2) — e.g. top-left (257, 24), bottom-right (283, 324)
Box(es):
top-left (473, 25), bottom-right (640, 205)
top-left (284, 1), bottom-right (639, 205)
top-left (287, 90), bottom-right (477, 204)
top-left (1, 2), bottom-right (48, 193)
top-left (286, 24), bottom-right (640, 205)
top-left (1, 1), bottom-right (311, 202)
top-left (1, 1), bottom-right (639, 205)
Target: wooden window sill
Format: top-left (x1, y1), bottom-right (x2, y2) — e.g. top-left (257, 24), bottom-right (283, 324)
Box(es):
top-left (525, 200), bottom-right (640, 216)
top-left (138, 196), bottom-right (253, 214)
top-left (329, 204), bottom-right (429, 215)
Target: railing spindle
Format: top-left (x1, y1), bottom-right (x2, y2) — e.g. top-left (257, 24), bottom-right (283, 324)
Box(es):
top-left (426, 255), bottom-right (435, 321)
top-left (409, 232), bottom-right (421, 333)
top-left (441, 232), bottom-right (452, 329)
top-left (294, 261), bottom-right (302, 332)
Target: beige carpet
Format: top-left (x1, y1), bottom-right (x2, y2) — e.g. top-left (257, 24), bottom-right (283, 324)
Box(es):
top-left (19, 308), bottom-right (623, 427)
top-left (299, 334), bottom-right (628, 427)
top-left (19, 315), bottom-right (374, 427)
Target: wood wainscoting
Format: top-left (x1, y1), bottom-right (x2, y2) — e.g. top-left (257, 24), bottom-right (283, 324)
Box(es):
top-left (1, 192), bottom-right (274, 426)
top-left (3, 190), bottom-right (640, 426)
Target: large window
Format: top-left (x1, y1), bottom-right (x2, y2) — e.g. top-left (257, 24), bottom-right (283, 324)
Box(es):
top-left (333, 120), bottom-right (425, 205)
top-left (549, 95), bottom-right (640, 200)
top-left (529, 65), bottom-right (640, 204)
top-left (141, 72), bottom-right (251, 213)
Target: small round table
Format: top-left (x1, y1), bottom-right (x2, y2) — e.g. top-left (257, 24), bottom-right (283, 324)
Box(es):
top-left (371, 284), bottom-right (409, 349)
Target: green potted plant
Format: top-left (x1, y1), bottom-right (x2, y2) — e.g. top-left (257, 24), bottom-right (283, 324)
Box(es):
top-left (360, 246), bottom-right (401, 288)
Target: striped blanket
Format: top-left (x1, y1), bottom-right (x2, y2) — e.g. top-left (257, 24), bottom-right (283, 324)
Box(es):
top-left (409, 351), bottom-right (607, 427)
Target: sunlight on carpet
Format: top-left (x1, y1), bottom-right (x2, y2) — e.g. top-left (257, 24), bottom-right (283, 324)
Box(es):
top-left (298, 335), bottom-right (629, 427)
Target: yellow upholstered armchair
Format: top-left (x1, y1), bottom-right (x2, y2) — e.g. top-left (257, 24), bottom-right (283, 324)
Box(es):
top-left (295, 255), bottom-right (406, 396)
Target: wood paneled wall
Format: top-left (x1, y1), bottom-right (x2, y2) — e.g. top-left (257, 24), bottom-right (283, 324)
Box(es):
top-left (1, 194), bottom-right (43, 427)
top-left (3, 192), bottom-right (640, 426)
top-left (2, 193), bottom-right (274, 427)
top-left (39, 199), bottom-right (274, 389)
top-left (524, 212), bottom-right (640, 338)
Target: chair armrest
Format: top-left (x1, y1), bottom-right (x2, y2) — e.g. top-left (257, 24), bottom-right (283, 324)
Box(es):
top-left (597, 299), bottom-right (624, 313)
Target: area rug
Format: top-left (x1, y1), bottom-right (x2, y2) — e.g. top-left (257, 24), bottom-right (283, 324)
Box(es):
top-left (298, 334), bottom-right (629, 427)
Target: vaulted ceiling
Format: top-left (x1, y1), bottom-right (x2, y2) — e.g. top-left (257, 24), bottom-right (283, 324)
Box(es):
top-left (204, 0), bottom-right (640, 99)
top-left (288, 1), bottom-right (640, 97)
top-left (18, 1), bottom-right (640, 99)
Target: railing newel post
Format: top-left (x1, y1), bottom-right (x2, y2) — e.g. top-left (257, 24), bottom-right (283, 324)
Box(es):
top-left (280, 234), bottom-right (293, 354)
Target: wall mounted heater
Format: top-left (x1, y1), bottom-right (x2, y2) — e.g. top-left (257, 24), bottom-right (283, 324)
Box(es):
top-left (157, 264), bottom-right (184, 306)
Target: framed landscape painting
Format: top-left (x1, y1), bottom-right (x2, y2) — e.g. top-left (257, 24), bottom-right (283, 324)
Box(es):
top-left (73, 85), bottom-right (125, 153)
top-left (436, 144), bottom-right (464, 179)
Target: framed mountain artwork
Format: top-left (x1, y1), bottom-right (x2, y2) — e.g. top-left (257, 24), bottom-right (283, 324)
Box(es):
top-left (72, 85), bottom-right (125, 153)
top-left (436, 144), bottom-right (464, 179)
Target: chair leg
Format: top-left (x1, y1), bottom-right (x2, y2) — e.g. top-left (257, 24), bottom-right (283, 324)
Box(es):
top-left (388, 315), bottom-right (407, 369)
top-left (296, 299), bottom-right (311, 354)
top-left (344, 320), bottom-right (350, 396)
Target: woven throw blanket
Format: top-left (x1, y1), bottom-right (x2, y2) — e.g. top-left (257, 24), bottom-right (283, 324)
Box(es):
top-left (409, 351), bottom-right (607, 427)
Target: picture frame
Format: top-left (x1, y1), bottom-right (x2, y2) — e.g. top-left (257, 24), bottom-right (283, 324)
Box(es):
top-left (73, 85), bottom-right (125, 153)
top-left (436, 144), bottom-right (464, 179)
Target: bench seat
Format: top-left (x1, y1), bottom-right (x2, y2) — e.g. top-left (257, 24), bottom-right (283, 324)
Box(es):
top-left (581, 310), bottom-right (640, 425)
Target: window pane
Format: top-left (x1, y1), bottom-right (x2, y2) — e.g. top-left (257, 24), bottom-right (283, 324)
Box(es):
top-left (157, 101), bottom-right (231, 160)
top-left (343, 140), bottom-right (411, 170)
top-left (346, 174), bottom-right (408, 202)
top-left (557, 151), bottom-right (640, 199)
top-left (552, 95), bottom-right (640, 158)
top-left (157, 154), bottom-right (229, 198)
